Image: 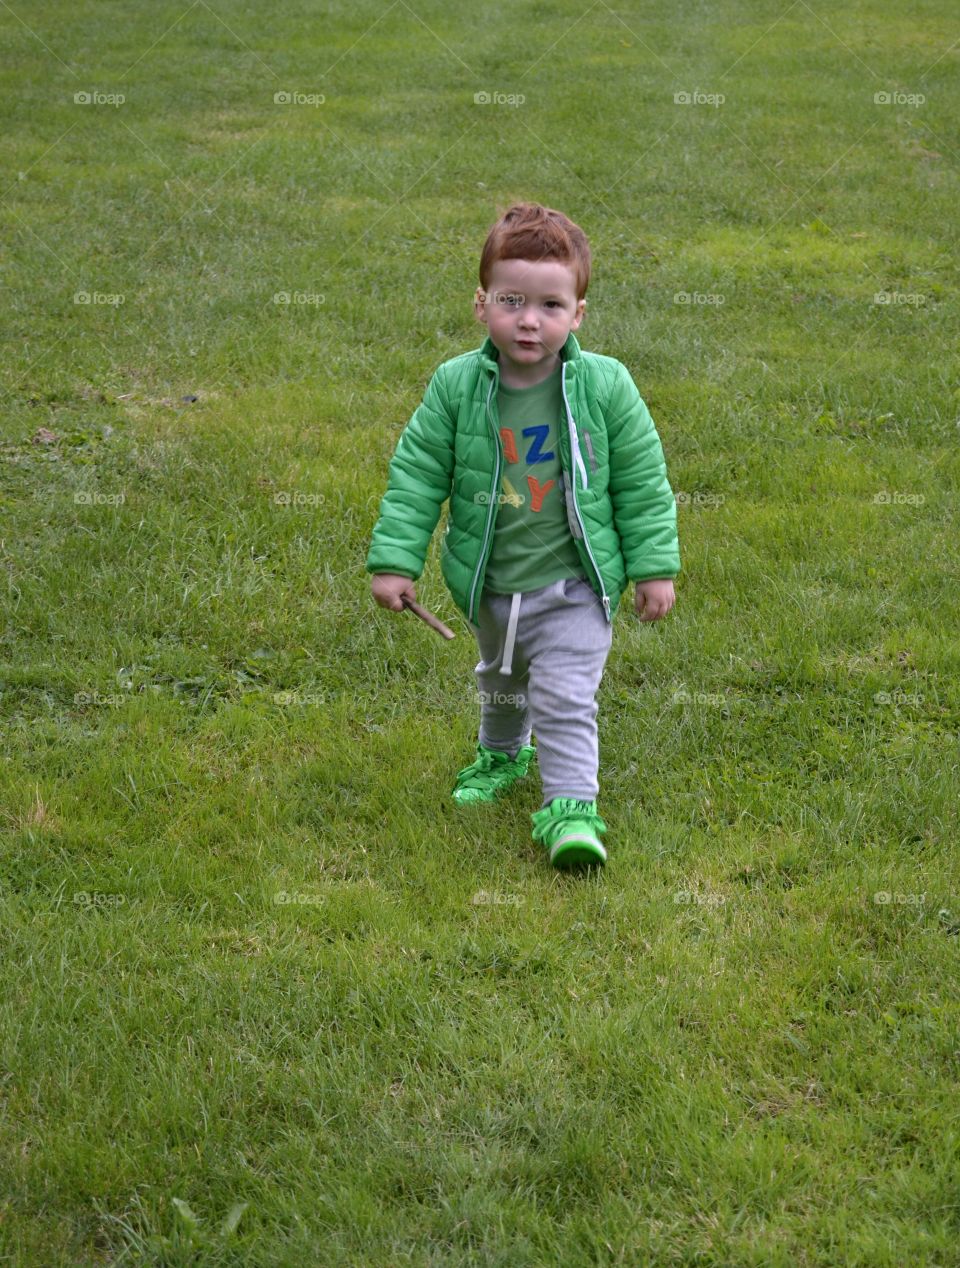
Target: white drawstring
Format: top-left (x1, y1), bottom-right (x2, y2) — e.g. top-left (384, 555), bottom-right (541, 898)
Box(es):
top-left (499, 591), bottom-right (522, 676)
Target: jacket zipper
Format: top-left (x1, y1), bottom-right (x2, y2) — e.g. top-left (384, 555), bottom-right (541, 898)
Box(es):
top-left (468, 375), bottom-right (502, 622)
top-left (561, 364), bottom-right (611, 623)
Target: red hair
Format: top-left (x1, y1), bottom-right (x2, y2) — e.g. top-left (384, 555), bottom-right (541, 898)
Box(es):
top-left (478, 202), bottom-right (591, 300)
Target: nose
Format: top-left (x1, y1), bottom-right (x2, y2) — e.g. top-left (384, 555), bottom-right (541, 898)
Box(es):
top-left (518, 306), bottom-right (539, 329)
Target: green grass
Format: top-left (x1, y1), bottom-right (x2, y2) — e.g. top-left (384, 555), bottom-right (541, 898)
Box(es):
top-left (2, 1), bottom-right (959, 1263)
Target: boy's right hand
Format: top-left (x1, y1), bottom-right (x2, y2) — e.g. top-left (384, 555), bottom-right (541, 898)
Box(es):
top-left (371, 573), bottom-right (417, 613)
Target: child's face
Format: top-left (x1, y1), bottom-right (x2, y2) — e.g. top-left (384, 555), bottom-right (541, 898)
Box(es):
top-left (474, 258), bottom-right (585, 380)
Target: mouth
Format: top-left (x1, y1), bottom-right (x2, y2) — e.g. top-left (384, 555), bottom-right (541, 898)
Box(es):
top-left (516, 339), bottom-right (539, 348)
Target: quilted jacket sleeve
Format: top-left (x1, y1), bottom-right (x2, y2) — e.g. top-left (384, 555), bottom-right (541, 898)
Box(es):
top-left (365, 364), bottom-right (456, 580)
top-left (605, 362), bottom-right (681, 582)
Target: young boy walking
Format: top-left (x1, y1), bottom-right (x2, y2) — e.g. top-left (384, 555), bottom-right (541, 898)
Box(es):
top-left (366, 202), bottom-right (679, 869)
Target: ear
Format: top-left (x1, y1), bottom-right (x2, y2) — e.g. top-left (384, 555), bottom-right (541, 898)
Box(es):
top-left (571, 298), bottom-right (586, 329)
top-left (473, 286), bottom-right (487, 322)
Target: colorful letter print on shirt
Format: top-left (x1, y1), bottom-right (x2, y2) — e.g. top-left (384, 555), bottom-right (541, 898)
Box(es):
top-left (483, 365), bottom-right (586, 595)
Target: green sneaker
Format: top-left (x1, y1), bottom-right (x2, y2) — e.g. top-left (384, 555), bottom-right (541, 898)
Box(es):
top-left (531, 797), bottom-right (608, 869)
top-left (452, 743), bottom-right (536, 805)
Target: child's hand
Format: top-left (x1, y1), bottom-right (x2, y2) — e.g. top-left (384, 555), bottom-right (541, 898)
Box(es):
top-left (634, 578), bottom-right (675, 622)
top-left (371, 573), bottom-right (417, 613)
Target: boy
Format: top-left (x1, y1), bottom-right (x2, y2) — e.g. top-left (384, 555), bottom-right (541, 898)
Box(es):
top-left (366, 202), bottom-right (679, 869)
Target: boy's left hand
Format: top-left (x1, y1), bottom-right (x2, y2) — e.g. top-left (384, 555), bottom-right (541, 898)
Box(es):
top-left (634, 578), bottom-right (675, 622)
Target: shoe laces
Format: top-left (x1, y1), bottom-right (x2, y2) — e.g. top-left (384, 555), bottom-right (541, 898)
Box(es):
top-left (455, 746), bottom-right (505, 786)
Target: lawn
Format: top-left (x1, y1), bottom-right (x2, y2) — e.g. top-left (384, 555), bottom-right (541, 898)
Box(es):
top-left (1, 1), bottom-right (959, 1264)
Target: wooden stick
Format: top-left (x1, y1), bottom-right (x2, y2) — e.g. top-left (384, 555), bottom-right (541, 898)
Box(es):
top-left (401, 594), bottom-right (456, 640)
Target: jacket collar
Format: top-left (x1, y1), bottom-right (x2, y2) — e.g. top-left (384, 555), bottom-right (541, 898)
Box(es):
top-left (478, 330), bottom-right (582, 374)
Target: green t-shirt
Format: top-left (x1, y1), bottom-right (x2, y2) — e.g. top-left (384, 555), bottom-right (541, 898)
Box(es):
top-left (483, 366), bottom-right (586, 595)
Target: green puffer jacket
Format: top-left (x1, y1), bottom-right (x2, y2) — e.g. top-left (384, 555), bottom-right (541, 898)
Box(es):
top-left (365, 331), bottom-right (680, 625)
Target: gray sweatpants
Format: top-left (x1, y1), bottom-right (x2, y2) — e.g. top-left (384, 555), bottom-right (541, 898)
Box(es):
top-left (467, 576), bottom-right (614, 806)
